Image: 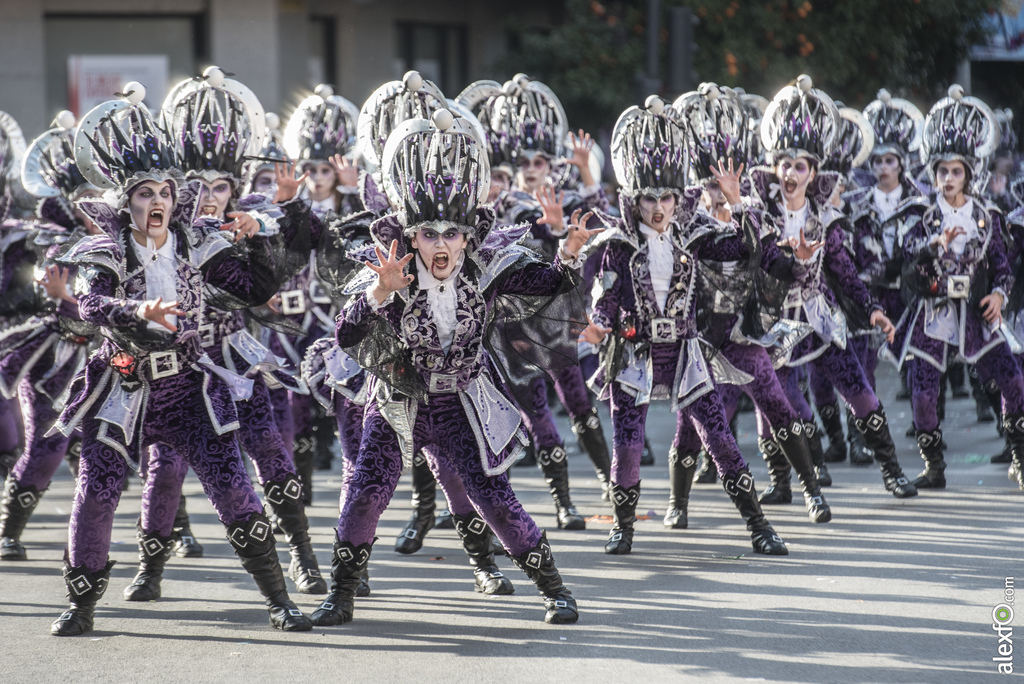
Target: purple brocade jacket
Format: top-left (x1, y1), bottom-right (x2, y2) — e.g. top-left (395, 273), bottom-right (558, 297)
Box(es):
top-left (892, 195), bottom-right (1013, 371)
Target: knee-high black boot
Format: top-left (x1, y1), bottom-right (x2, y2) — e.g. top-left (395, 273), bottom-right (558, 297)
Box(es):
top-left (123, 528), bottom-right (174, 601)
top-left (694, 449), bottom-right (718, 483)
top-left (982, 377), bottom-right (1003, 431)
top-left (452, 511), bottom-right (514, 595)
top-left (0, 449), bottom-right (17, 481)
top-left (846, 406), bottom-right (874, 465)
top-left (65, 437), bottom-right (82, 479)
top-left (310, 534), bottom-right (373, 626)
top-left (291, 435), bottom-right (316, 506)
top-left (394, 455), bottom-right (437, 554)
top-left (605, 482), bottom-right (640, 554)
top-left (571, 408), bottom-right (611, 501)
top-left (509, 533), bottom-right (578, 624)
top-left (722, 470), bottom-right (788, 555)
top-left (663, 447), bottom-right (697, 529)
top-left (171, 494), bottom-right (203, 558)
top-left (949, 360), bottom-right (970, 399)
top-left (514, 440), bottom-right (537, 467)
top-left (772, 420), bottom-right (831, 523)
top-left (757, 438), bottom-right (792, 504)
top-left (0, 478), bottom-right (42, 560)
top-left (896, 365), bottom-right (911, 400)
top-left (537, 445), bottom-right (585, 530)
top-left (854, 406), bottom-right (918, 498)
top-left (911, 428), bottom-right (946, 489)
top-left (803, 420), bottom-right (832, 487)
top-left (226, 513), bottom-right (312, 631)
top-left (51, 554), bottom-right (116, 636)
top-left (311, 409), bottom-right (337, 471)
top-left (819, 402), bottom-right (847, 463)
top-left (1004, 414), bottom-right (1024, 491)
top-left (264, 476), bottom-right (327, 594)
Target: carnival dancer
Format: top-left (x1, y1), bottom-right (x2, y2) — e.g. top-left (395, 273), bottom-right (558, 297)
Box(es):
top-left (119, 68), bottom-right (327, 604)
top-left (583, 95), bottom-right (792, 556)
top-left (748, 75), bottom-right (914, 499)
top-left (311, 109), bottom-right (591, 626)
top-left (48, 82), bottom-right (312, 635)
top-left (0, 110), bottom-right (104, 561)
top-left (891, 85), bottom-right (1024, 491)
top-left (664, 83), bottom-right (830, 526)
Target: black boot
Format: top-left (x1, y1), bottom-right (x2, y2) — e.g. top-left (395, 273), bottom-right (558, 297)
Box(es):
top-left (694, 450), bottom-right (718, 484)
top-left (537, 446), bottom-right (585, 530)
top-left (819, 402), bottom-right (847, 463)
top-left (896, 365), bottom-right (911, 400)
top-left (640, 436), bottom-right (655, 466)
top-left (803, 420), bottom-right (832, 487)
top-left (171, 494), bottom-right (203, 558)
top-left (0, 449), bottom-right (17, 481)
top-left (756, 438), bottom-right (792, 504)
top-left (854, 407), bottom-right (918, 498)
top-left (949, 360), bottom-right (970, 398)
top-left (357, 568), bottom-right (371, 597)
top-left (509, 533), bottom-right (578, 624)
top-left (226, 513), bottom-right (312, 631)
top-left (51, 554), bottom-right (116, 636)
top-left (572, 408), bottom-right (611, 502)
top-left (123, 529), bottom-right (174, 601)
top-left (292, 434), bottom-right (316, 506)
top-left (605, 482), bottom-right (640, 554)
top-left (310, 534), bottom-right (373, 626)
top-left (992, 440), bottom-right (1013, 464)
top-left (911, 429), bottom-right (946, 489)
top-left (65, 437), bottom-right (82, 480)
top-left (312, 411), bottom-right (337, 471)
top-left (846, 407), bottom-right (874, 465)
top-left (663, 448), bottom-right (697, 529)
top-left (973, 373), bottom-right (996, 423)
top-left (0, 478), bottom-right (42, 561)
top-left (1005, 415), bottom-right (1024, 491)
top-left (983, 378), bottom-right (1005, 436)
top-left (395, 456), bottom-right (437, 554)
top-left (452, 512), bottom-right (514, 595)
top-left (772, 421), bottom-right (831, 523)
top-left (514, 441), bottom-right (537, 467)
top-left (722, 470), bottom-right (788, 555)
top-left (264, 476), bottom-right (327, 594)
top-left (434, 508), bottom-right (454, 529)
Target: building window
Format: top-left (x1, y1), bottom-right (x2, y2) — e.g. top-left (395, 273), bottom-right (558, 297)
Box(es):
top-left (309, 16), bottom-right (336, 89)
top-left (394, 22), bottom-right (467, 94)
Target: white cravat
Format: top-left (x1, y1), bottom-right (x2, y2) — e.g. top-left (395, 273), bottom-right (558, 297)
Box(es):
top-left (416, 253), bottom-right (464, 353)
top-left (131, 230), bottom-right (178, 331)
top-left (310, 196), bottom-right (336, 218)
top-left (937, 194), bottom-right (976, 258)
top-left (873, 184), bottom-right (903, 222)
top-left (639, 223), bottom-right (674, 314)
top-left (779, 201), bottom-right (809, 243)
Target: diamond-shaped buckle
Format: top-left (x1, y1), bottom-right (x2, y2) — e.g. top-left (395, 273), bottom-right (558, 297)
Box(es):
top-left (429, 373), bottom-right (459, 394)
top-left (288, 609), bottom-right (303, 617)
top-left (281, 289), bottom-right (305, 315)
top-left (401, 529), bottom-right (419, 540)
top-left (150, 351), bottom-right (180, 380)
top-left (554, 600), bottom-right (568, 608)
top-left (320, 602), bottom-right (335, 611)
top-left (651, 318), bottom-right (677, 343)
top-left (198, 323), bottom-right (216, 348)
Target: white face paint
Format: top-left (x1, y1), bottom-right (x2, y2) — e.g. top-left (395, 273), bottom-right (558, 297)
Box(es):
top-left (303, 161), bottom-right (337, 202)
top-left (871, 153), bottom-right (901, 191)
top-left (251, 169), bottom-right (276, 197)
top-left (198, 178), bottom-right (233, 219)
top-left (128, 180), bottom-right (173, 246)
top-left (410, 227), bottom-right (468, 280)
top-left (935, 160), bottom-right (967, 204)
top-left (516, 154), bottom-right (551, 193)
top-left (637, 190), bottom-right (677, 232)
top-left (775, 156), bottom-right (816, 207)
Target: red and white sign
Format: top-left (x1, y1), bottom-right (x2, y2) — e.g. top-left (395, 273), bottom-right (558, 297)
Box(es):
top-left (67, 55), bottom-right (169, 117)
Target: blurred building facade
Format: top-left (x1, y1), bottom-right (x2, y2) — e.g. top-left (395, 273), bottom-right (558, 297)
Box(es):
top-left (0, 0), bottom-right (555, 137)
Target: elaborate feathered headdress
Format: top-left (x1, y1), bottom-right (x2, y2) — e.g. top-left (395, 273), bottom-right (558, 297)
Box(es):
top-left (996, 108), bottom-right (1017, 157)
top-left (673, 83), bottom-right (752, 183)
top-left (486, 74), bottom-right (568, 166)
top-left (920, 84), bottom-right (1000, 181)
top-left (823, 106), bottom-right (874, 175)
top-left (0, 111), bottom-right (27, 220)
top-left (162, 66), bottom-right (264, 185)
top-left (381, 109), bottom-right (489, 232)
top-left (284, 83), bottom-right (360, 166)
top-left (22, 110), bottom-right (97, 200)
top-left (761, 75), bottom-right (841, 164)
top-left (456, 79), bottom-right (504, 166)
top-left (243, 111), bottom-right (288, 191)
top-left (357, 71), bottom-right (448, 172)
top-left (74, 81), bottom-right (181, 206)
top-left (611, 96), bottom-right (689, 197)
top-left (862, 88), bottom-right (923, 167)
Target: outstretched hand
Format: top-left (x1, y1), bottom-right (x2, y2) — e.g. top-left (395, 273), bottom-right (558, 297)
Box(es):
top-left (579, 313), bottom-right (612, 345)
top-left (138, 297), bottom-right (183, 333)
top-left (367, 239), bottom-right (414, 304)
top-left (536, 185), bottom-right (566, 235)
top-left (272, 160), bottom-right (309, 204)
top-left (789, 227), bottom-right (824, 261)
top-left (709, 159), bottom-right (745, 206)
top-left (38, 264), bottom-right (75, 303)
top-left (329, 154), bottom-right (359, 187)
top-left (568, 129), bottom-right (596, 186)
top-left (563, 208), bottom-right (604, 257)
top-left (221, 212), bottom-right (261, 242)
top-left (937, 225), bottom-right (966, 251)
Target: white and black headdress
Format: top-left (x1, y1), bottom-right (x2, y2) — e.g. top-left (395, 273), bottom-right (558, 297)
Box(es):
top-left (920, 84), bottom-right (1000, 182)
top-left (862, 88), bottom-right (923, 168)
top-left (761, 75), bottom-right (841, 165)
top-left (22, 110), bottom-right (98, 202)
top-left (611, 96), bottom-right (689, 197)
top-left (357, 71), bottom-right (448, 172)
top-left (487, 74), bottom-right (568, 166)
top-left (673, 83), bottom-right (753, 183)
top-left (823, 105), bottom-right (874, 176)
top-left (284, 83), bottom-right (360, 166)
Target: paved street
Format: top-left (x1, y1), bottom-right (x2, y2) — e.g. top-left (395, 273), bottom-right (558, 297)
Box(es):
top-left (1, 366), bottom-right (1021, 683)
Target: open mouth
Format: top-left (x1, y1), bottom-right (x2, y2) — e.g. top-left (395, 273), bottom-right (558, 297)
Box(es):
top-left (784, 180), bottom-right (798, 194)
top-left (200, 205), bottom-right (218, 216)
top-left (147, 209), bottom-right (165, 229)
top-left (432, 254), bottom-right (450, 272)
top-left (652, 212), bottom-right (665, 224)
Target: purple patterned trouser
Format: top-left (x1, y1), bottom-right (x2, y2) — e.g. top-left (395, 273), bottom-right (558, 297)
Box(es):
top-left (610, 341), bottom-right (748, 489)
top-left (333, 394), bottom-right (365, 514)
top-left (777, 342), bottom-right (880, 424)
top-left (520, 364), bottom-right (596, 449)
top-left (910, 341), bottom-right (1024, 433)
top-left (336, 394), bottom-right (541, 555)
top-left (69, 371), bottom-right (264, 572)
top-left (139, 376), bottom-right (295, 536)
top-left (10, 350), bottom-right (75, 491)
top-left (0, 396), bottom-right (20, 454)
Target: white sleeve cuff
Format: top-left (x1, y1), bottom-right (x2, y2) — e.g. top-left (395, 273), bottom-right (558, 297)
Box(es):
top-left (365, 284), bottom-right (395, 312)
